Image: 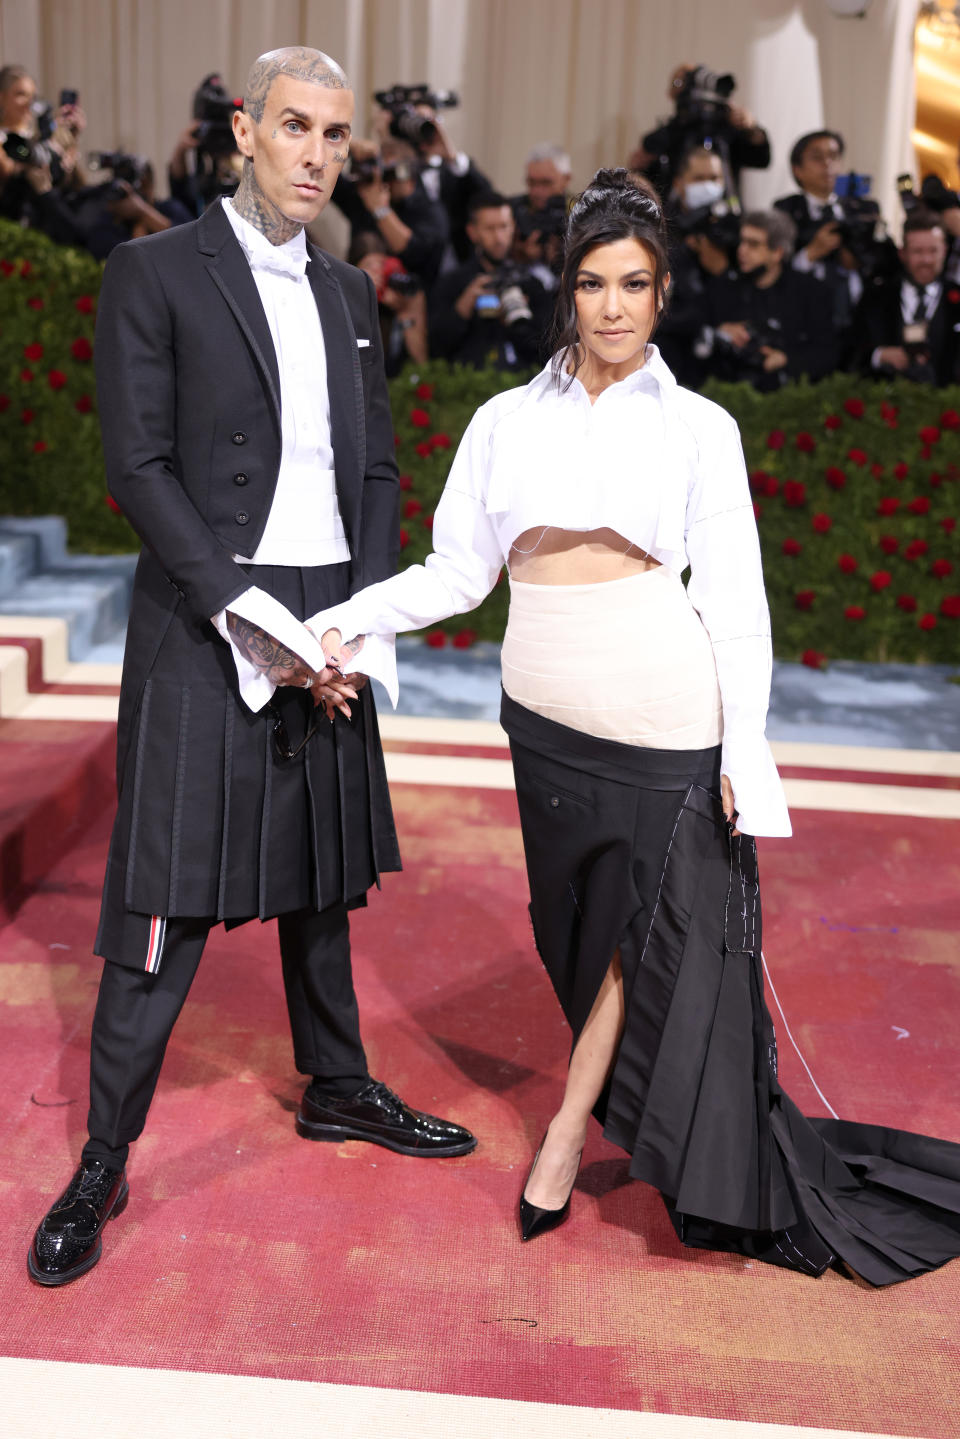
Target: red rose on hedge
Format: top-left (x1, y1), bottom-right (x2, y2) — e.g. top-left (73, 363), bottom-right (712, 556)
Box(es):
top-left (20, 368), bottom-right (33, 383)
top-left (904, 539), bottom-right (929, 560)
top-left (919, 425), bottom-right (941, 445)
top-left (896, 594), bottom-right (917, 612)
top-left (71, 337), bottom-right (93, 361)
top-left (824, 414), bottom-right (842, 430)
top-left (940, 595), bottom-right (960, 618)
top-left (843, 397), bottom-right (864, 418)
top-left (410, 407), bottom-right (430, 428)
top-left (919, 613), bottom-right (937, 631)
top-left (844, 605), bottom-right (866, 620)
top-left (403, 498), bottom-right (423, 518)
top-left (932, 559), bottom-right (953, 578)
top-left (753, 501), bottom-right (762, 519)
top-left (0, 260), bottom-right (14, 277)
top-left (766, 429), bottom-right (785, 450)
top-left (893, 462), bottom-right (909, 480)
top-left (908, 496), bottom-right (931, 515)
top-left (430, 432), bottom-right (451, 450)
top-left (846, 447), bottom-right (867, 466)
top-left (880, 400), bottom-right (898, 421)
top-left (877, 497), bottom-right (900, 515)
top-left (795, 431), bottom-right (816, 452)
top-left (75, 294), bottom-right (94, 315)
top-left (33, 440), bottom-right (48, 454)
top-left (838, 553), bottom-right (858, 573)
top-left (27, 296), bottom-right (44, 310)
top-left (452, 629), bottom-right (477, 649)
top-left (782, 537), bottom-right (802, 556)
top-left (21, 408), bottom-right (34, 424)
top-left (762, 475), bottom-right (779, 496)
top-left (399, 527), bottom-right (409, 548)
top-left (426, 630), bottom-right (447, 648)
top-left (20, 260), bottom-right (32, 276)
top-left (879, 535), bottom-right (899, 555)
top-left (415, 440), bottom-right (432, 457)
top-left (415, 382), bottom-right (433, 400)
top-left (870, 571), bottom-right (892, 590)
top-left (398, 474), bottom-right (413, 490)
top-left (47, 369), bottom-right (67, 390)
top-left (423, 515), bottom-right (434, 531)
top-left (795, 589), bottom-right (816, 610)
top-left (0, 395), bottom-right (8, 412)
top-left (940, 408), bottom-right (960, 430)
top-left (105, 496), bottom-right (122, 515)
top-left (749, 469), bottom-right (768, 492)
top-left (783, 480), bottom-right (806, 507)
top-left (941, 517), bottom-right (956, 532)
top-left (825, 466), bottom-right (846, 489)
top-left (75, 394), bottom-right (93, 414)
top-left (801, 650), bottom-right (825, 669)
top-left (812, 512), bottom-right (832, 533)
top-left (24, 342), bottom-right (43, 361)
top-left (871, 463), bottom-right (884, 478)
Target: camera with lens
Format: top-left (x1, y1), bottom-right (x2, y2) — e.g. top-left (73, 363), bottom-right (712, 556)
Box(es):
top-left (897, 172), bottom-right (960, 218)
top-left (672, 195), bottom-right (741, 263)
top-left (476, 261), bottom-right (532, 325)
top-left (515, 192), bottom-right (567, 241)
top-left (87, 150), bottom-right (149, 196)
top-left (1, 98), bottom-right (55, 166)
top-left (674, 65), bottom-right (736, 128)
top-left (823, 173), bottom-right (898, 282)
top-left (192, 73), bottom-right (241, 160)
top-left (373, 83), bottom-right (459, 150)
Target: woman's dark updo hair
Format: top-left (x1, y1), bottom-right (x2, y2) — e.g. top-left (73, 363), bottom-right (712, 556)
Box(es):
top-left (549, 167), bottom-right (669, 388)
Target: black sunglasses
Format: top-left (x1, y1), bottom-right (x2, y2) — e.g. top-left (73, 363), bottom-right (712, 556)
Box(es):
top-left (268, 700), bottom-right (323, 760)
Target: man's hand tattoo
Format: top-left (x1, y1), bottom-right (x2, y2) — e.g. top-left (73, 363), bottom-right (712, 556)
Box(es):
top-left (226, 612), bottom-right (316, 687)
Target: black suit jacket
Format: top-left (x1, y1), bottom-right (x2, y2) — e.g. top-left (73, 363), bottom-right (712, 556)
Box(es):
top-left (851, 273), bottom-right (960, 385)
top-left (95, 199), bottom-right (399, 777)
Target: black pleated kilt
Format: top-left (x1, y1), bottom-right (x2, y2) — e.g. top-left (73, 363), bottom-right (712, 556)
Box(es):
top-left (96, 561), bottom-right (401, 964)
top-left (502, 691), bottom-right (960, 1286)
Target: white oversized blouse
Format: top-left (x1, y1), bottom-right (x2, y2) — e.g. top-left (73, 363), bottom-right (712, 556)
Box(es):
top-left (308, 346), bottom-right (791, 837)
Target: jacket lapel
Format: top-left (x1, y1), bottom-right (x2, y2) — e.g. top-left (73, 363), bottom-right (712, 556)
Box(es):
top-left (197, 201), bottom-right (282, 433)
top-left (306, 245), bottom-right (364, 552)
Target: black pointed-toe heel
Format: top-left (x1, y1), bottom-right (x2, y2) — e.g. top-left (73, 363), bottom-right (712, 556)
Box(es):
top-left (518, 1133), bottom-right (582, 1243)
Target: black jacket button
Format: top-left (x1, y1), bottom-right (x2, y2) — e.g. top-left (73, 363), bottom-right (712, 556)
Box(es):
top-left (235, 510), bottom-right (249, 525)
top-left (232, 431), bottom-right (247, 445)
top-left (233, 472), bottom-right (249, 486)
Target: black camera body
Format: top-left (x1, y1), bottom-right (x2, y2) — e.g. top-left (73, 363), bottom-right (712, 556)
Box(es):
top-left (373, 84), bottom-right (459, 149)
top-left (88, 151), bottom-right (149, 193)
top-left (515, 192), bottom-right (567, 241)
top-left (898, 172), bottom-right (960, 217)
top-left (2, 132), bottom-right (33, 165)
top-left (674, 65), bottom-right (736, 128)
top-left (2, 100), bottom-right (55, 167)
top-left (673, 197), bottom-right (741, 262)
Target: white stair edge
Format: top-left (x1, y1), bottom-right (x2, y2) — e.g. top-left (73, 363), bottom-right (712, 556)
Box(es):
top-left (0, 616), bottom-right (69, 682)
top-left (0, 645), bottom-right (28, 717)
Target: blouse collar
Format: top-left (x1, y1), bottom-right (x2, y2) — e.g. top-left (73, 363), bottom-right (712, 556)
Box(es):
top-left (527, 345), bottom-right (677, 405)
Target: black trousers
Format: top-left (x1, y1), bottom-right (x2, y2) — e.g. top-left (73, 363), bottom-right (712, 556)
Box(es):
top-left (82, 904), bottom-right (367, 1167)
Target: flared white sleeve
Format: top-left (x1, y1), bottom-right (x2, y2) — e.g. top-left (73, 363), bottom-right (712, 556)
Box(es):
top-left (306, 408), bottom-right (506, 706)
top-left (684, 412), bottom-right (791, 838)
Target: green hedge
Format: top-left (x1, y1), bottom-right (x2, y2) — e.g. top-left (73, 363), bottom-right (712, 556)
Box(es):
top-left (2, 219), bottom-right (958, 664)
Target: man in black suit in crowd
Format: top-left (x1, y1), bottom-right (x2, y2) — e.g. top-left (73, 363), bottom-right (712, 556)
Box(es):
top-left (429, 191), bottom-right (551, 371)
top-left (28, 46), bottom-right (475, 1289)
top-left (853, 208), bottom-right (960, 386)
top-left (702, 210), bottom-right (837, 391)
top-left (773, 129), bottom-right (891, 336)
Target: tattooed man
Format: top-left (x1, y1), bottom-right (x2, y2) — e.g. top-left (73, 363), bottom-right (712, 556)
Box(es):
top-left (29, 47), bottom-right (476, 1288)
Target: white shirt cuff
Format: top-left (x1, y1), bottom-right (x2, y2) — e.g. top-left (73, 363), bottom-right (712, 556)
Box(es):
top-left (212, 586), bottom-right (328, 713)
top-left (307, 602), bottom-right (400, 708)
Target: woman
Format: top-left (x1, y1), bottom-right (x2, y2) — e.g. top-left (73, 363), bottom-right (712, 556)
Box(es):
top-left (312, 170), bottom-right (960, 1285)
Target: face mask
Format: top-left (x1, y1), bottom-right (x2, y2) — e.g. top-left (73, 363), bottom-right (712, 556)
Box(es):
top-left (684, 179), bottom-right (724, 209)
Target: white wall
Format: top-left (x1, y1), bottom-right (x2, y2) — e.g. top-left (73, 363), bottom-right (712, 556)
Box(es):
top-left (0, 0), bottom-right (916, 228)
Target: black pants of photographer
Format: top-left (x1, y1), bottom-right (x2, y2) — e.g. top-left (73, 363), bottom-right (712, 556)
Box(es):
top-left (81, 904), bottom-right (368, 1168)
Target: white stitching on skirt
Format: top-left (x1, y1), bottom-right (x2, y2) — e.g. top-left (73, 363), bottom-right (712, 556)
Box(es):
top-left (638, 786), bottom-right (691, 966)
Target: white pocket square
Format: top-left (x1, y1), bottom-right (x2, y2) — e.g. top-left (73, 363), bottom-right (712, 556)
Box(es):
top-left (356, 338), bottom-right (371, 348)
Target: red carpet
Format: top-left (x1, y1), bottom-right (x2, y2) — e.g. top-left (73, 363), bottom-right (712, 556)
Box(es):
top-left (0, 766), bottom-right (959, 1435)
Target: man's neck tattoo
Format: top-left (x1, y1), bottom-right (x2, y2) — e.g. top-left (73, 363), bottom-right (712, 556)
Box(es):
top-left (233, 159), bottom-right (302, 246)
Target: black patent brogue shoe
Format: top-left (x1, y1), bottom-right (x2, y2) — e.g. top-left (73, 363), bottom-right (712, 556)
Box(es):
top-left (296, 1078), bottom-right (477, 1157)
top-left (27, 1161), bottom-right (129, 1286)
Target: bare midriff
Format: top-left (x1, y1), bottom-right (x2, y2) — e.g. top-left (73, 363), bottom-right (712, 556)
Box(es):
top-left (508, 527), bottom-right (662, 585)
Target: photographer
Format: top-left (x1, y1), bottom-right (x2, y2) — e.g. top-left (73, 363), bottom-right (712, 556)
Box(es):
top-left (774, 130), bottom-right (895, 335)
top-left (78, 156), bottom-right (191, 259)
top-left (853, 209), bottom-right (960, 386)
top-left (511, 144), bottom-right (571, 284)
top-left (632, 63), bottom-right (770, 198)
top-left (350, 231), bottom-right (428, 376)
top-left (0, 64), bottom-right (86, 245)
top-left (333, 136), bottom-right (449, 288)
top-left (168, 73), bottom-right (244, 215)
top-left (656, 145), bottom-right (739, 386)
top-left (701, 210), bottom-right (837, 392)
top-left (429, 190), bottom-right (550, 371)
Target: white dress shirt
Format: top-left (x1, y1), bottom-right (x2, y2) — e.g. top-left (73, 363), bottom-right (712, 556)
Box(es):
top-left (308, 346), bottom-right (791, 838)
top-left (211, 201), bottom-right (352, 711)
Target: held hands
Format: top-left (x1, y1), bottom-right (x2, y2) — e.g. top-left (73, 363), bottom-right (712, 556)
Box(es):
top-left (226, 612), bottom-right (352, 716)
top-left (307, 628), bottom-right (367, 721)
top-left (721, 774), bottom-right (741, 837)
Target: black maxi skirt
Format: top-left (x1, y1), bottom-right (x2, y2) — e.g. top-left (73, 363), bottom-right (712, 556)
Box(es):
top-left (502, 691), bottom-right (960, 1286)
